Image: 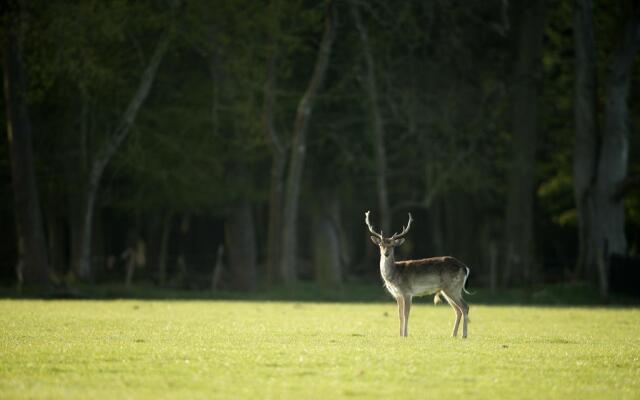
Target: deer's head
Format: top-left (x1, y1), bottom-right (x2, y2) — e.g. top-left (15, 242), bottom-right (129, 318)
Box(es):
top-left (365, 211), bottom-right (413, 258)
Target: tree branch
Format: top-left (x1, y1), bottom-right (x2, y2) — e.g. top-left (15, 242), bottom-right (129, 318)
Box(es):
top-left (93, 30), bottom-right (173, 175)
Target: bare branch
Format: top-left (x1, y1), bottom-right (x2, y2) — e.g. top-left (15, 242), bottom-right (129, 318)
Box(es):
top-left (263, 37), bottom-right (284, 157)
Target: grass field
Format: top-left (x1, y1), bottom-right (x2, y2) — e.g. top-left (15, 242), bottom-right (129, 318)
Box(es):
top-left (0, 299), bottom-right (639, 399)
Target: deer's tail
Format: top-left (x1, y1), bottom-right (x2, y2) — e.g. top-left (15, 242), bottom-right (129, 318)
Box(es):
top-left (463, 266), bottom-right (475, 295)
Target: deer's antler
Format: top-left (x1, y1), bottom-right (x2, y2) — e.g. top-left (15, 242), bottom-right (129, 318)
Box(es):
top-left (390, 213), bottom-right (413, 240)
top-left (364, 211), bottom-right (383, 240)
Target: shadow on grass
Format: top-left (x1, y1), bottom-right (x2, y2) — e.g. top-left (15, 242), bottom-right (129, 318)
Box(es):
top-left (1, 281), bottom-right (639, 306)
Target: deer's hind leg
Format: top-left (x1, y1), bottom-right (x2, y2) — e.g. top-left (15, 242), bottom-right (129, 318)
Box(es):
top-left (458, 297), bottom-right (469, 338)
top-left (440, 290), bottom-right (463, 338)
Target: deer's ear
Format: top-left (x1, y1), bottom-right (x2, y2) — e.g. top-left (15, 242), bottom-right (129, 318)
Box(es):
top-left (370, 236), bottom-right (382, 245)
top-left (393, 238), bottom-right (405, 246)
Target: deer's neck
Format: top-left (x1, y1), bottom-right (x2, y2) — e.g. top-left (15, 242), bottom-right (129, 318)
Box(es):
top-left (379, 253), bottom-right (396, 282)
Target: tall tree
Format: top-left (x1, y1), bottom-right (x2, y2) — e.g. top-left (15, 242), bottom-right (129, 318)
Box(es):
top-left (75, 31), bottom-right (172, 279)
top-left (503, 0), bottom-right (545, 286)
top-left (3, 3), bottom-right (49, 285)
top-left (350, 0), bottom-right (390, 233)
top-left (279, 1), bottom-right (337, 284)
top-left (263, 17), bottom-right (286, 285)
top-left (572, 0), bottom-right (598, 280)
top-left (594, 0), bottom-right (640, 296)
top-left (595, 1), bottom-right (640, 253)
top-left (573, 0), bottom-right (640, 297)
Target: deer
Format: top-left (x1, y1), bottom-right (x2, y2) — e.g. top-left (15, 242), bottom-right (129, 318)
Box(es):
top-left (365, 211), bottom-right (471, 338)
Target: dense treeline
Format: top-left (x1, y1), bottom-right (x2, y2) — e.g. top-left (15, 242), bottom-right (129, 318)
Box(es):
top-left (2, 0), bottom-right (640, 296)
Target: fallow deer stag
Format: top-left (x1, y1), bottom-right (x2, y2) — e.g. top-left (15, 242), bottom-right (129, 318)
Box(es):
top-left (365, 211), bottom-right (471, 338)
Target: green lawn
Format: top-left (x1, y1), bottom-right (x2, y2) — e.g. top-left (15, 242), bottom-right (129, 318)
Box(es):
top-left (0, 299), bottom-right (638, 399)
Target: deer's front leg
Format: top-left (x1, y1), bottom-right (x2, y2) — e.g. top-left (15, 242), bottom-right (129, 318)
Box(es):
top-left (402, 295), bottom-right (412, 337)
top-left (396, 296), bottom-right (405, 336)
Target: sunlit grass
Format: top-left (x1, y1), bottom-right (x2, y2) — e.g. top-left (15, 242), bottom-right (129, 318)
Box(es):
top-left (0, 300), bottom-right (638, 399)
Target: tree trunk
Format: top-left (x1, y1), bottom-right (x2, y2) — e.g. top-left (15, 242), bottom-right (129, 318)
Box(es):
top-left (123, 220), bottom-right (143, 288)
top-left (46, 194), bottom-right (64, 278)
top-left (158, 212), bottom-right (172, 286)
top-left (262, 40), bottom-right (286, 285)
top-left (592, 2), bottom-right (640, 296)
top-left (77, 174), bottom-right (99, 281)
top-left (351, 0), bottom-right (390, 233)
top-left (68, 193), bottom-right (85, 281)
top-left (502, 0), bottom-right (544, 287)
top-left (76, 32), bottom-right (171, 280)
top-left (211, 244), bottom-right (224, 291)
top-left (312, 189), bottom-right (342, 287)
top-left (596, 1), bottom-right (640, 254)
top-left (124, 248), bottom-right (136, 288)
top-left (280, 2), bottom-right (336, 284)
top-left (266, 157), bottom-right (285, 284)
top-left (572, 0), bottom-right (599, 280)
top-left (143, 214), bottom-right (160, 279)
top-left (174, 214), bottom-right (190, 288)
top-left (489, 240), bottom-right (498, 294)
top-left (67, 89), bottom-right (89, 282)
top-left (3, 10), bottom-right (50, 286)
top-left (226, 201), bottom-right (258, 291)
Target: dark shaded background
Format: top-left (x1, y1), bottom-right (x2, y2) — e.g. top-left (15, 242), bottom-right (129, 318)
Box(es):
top-left (2, 0), bottom-right (640, 300)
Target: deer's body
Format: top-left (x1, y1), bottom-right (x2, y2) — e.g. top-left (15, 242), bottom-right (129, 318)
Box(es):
top-left (383, 256), bottom-right (469, 297)
top-left (366, 211), bottom-right (471, 338)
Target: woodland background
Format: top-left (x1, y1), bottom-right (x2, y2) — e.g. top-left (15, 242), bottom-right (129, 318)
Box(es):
top-left (3, 0), bottom-right (640, 299)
